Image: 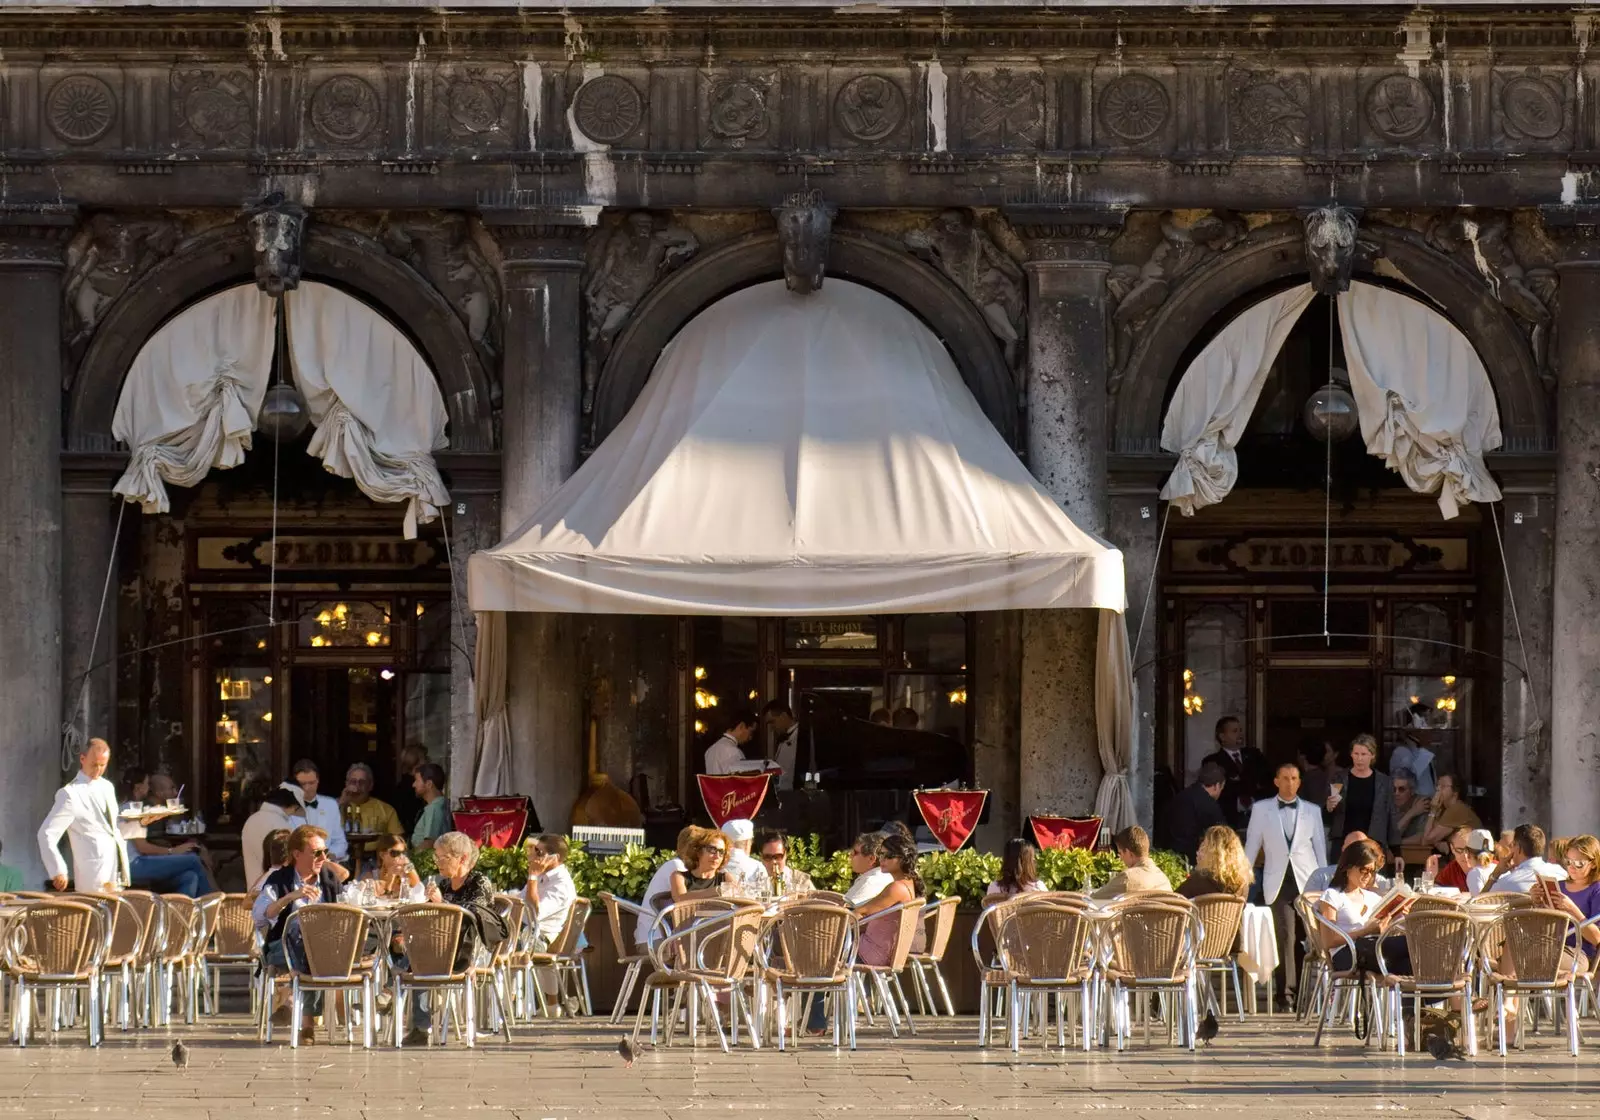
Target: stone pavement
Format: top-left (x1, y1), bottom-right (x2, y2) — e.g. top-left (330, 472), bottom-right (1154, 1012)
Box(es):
top-left (0, 1011), bottom-right (1590, 1120)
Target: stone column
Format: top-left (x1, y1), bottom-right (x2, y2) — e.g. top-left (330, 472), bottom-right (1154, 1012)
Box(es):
top-left (60, 456), bottom-right (124, 758)
top-left (1007, 208), bottom-right (1124, 820)
top-left (435, 452), bottom-right (501, 793)
top-left (0, 206), bottom-right (74, 887)
top-left (480, 208), bottom-right (594, 832)
top-left (1550, 226), bottom-right (1600, 836)
top-left (1107, 458), bottom-right (1169, 828)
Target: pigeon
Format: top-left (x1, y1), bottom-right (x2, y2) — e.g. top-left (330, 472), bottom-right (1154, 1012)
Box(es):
top-left (617, 1036), bottom-right (636, 1068)
top-left (1425, 1033), bottom-right (1468, 1061)
top-left (170, 1039), bottom-right (189, 1071)
top-left (1196, 1010), bottom-right (1219, 1047)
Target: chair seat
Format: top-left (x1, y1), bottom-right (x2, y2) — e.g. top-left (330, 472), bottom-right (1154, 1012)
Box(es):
top-left (759, 968), bottom-right (851, 987)
top-left (1380, 974), bottom-right (1472, 992)
top-left (1010, 972), bottom-right (1094, 988)
top-left (1104, 968), bottom-right (1193, 985)
top-left (394, 969), bottom-right (474, 985)
top-left (1489, 971), bottom-right (1576, 987)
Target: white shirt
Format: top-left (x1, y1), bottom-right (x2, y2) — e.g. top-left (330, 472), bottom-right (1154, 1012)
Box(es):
top-left (704, 734), bottom-right (747, 775)
top-left (117, 805), bottom-right (147, 866)
top-left (1319, 886), bottom-right (1381, 932)
top-left (1490, 856), bottom-right (1569, 894)
top-left (525, 862), bottom-right (577, 944)
top-left (37, 771), bottom-right (129, 889)
top-left (1467, 863), bottom-right (1497, 896)
top-left (241, 803), bottom-right (300, 890)
top-left (844, 866), bottom-right (894, 907)
top-left (724, 848), bottom-right (765, 893)
top-left (986, 879), bottom-right (1047, 898)
top-left (636, 857), bottom-right (686, 946)
top-left (774, 723), bottom-right (799, 791)
top-left (284, 783), bottom-right (349, 861)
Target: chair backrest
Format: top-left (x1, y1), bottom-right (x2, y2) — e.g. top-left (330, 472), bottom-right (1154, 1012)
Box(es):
top-left (598, 891), bottom-right (644, 962)
top-left (1401, 908), bottom-right (1475, 985)
top-left (290, 903), bottom-right (370, 980)
top-left (491, 894), bottom-right (528, 964)
top-left (192, 892), bottom-right (225, 954)
top-left (1496, 908), bottom-right (1576, 984)
top-left (695, 906), bottom-right (763, 981)
top-left (806, 891), bottom-right (850, 906)
top-left (159, 895), bottom-right (200, 962)
top-left (74, 892), bottom-right (138, 963)
top-left (119, 890), bottom-right (166, 963)
top-left (553, 897), bottom-right (592, 956)
top-left (771, 902), bottom-right (858, 980)
top-left (882, 898), bottom-right (926, 970)
top-left (209, 893), bottom-right (259, 958)
top-left (1408, 895), bottom-right (1467, 915)
top-left (996, 900), bottom-right (1092, 982)
top-left (1109, 902), bottom-right (1194, 980)
top-left (11, 901), bottom-right (102, 978)
top-left (1293, 893), bottom-right (1328, 957)
top-left (920, 896), bottom-right (960, 960)
top-left (1190, 893), bottom-right (1246, 962)
top-left (395, 903), bottom-right (466, 978)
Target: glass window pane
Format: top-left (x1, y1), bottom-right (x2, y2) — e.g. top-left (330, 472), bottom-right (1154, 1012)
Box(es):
top-left (692, 619), bottom-right (760, 742)
top-left (1181, 602), bottom-right (1249, 783)
top-left (1390, 601), bottom-right (1454, 673)
top-left (298, 598), bottom-right (392, 649)
top-left (1383, 673), bottom-right (1468, 786)
top-left (783, 617), bottom-right (878, 651)
top-left (901, 614), bottom-right (967, 671)
top-left (404, 672), bottom-right (451, 763)
top-left (205, 598), bottom-right (273, 661)
top-left (885, 672), bottom-right (967, 741)
top-left (214, 667), bottom-right (274, 823)
top-left (414, 599), bottom-right (451, 671)
top-left (1269, 598), bottom-right (1370, 652)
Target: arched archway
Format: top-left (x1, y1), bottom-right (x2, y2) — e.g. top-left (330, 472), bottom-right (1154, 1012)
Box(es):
top-left (1111, 224), bottom-right (1551, 456)
top-left (69, 223), bottom-right (495, 453)
top-left (594, 229), bottom-right (1019, 446)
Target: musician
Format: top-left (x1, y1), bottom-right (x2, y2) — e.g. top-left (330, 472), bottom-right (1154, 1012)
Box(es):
top-left (761, 701), bottom-right (799, 791)
top-left (704, 710), bottom-right (759, 774)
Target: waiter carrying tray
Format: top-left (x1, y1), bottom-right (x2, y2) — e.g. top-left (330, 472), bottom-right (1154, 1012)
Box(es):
top-left (38, 737), bottom-right (130, 892)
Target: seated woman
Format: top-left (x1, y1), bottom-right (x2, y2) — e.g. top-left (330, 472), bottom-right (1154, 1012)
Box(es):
top-left (117, 768), bottom-right (214, 898)
top-left (1539, 834), bottom-right (1600, 969)
top-left (855, 834), bottom-right (927, 965)
top-left (1423, 827), bottom-right (1476, 892)
top-left (667, 826), bottom-right (730, 904)
top-left (364, 834), bottom-right (423, 901)
top-left (247, 829), bottom-right (293, 902)
top-left (1178, 825), bottom-right (1252, 899)
top-left (986, 838), bottom-right (1046, 899)
top-left (1315, 839), bottom-right (1412, 975)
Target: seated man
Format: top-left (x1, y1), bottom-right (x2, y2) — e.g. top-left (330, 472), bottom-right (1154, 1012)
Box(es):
top-left (410, 763), bottom-right (453, 851)
top-left (251, 825), bottom-right (349, 1044)
top-left (1091, 826), bottom-right (1170, 899)
top-left (338, 763), bottom-right (403, 871)
top-left (523, 834), bottom-right (577, 949)
top-left (755, 829), bottom-right (815, 896)
top-left (118, 767), bottom-right (213, 898)
top-left (1489, 823), bottom-right (1569, 893)
top-left (719, 819), bottom-right (763, 894)
top-left (842, 832), bottom-right (891, 907)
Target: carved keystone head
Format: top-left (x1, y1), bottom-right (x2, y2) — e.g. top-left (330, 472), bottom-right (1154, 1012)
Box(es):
top-left (1303, 206), bottom-right (1360, 295)
top-left (774, 190), bottom-right (836, 295)
top-left (246, 193), bottom-right (307, 296)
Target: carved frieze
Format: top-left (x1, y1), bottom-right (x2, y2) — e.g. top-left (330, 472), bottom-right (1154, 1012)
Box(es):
top-left (171, 69), bottom-right (253, 149)
top-left (703, 72), bottom-right (775, 149)
top-left (1227, 68), bottom-right (1311, 151)
top-left (309, 75), bottom-right (381, 147)
top-left (46, 75), bottom-right (117, 146)
top-left (1097, 74), bottom-right (1170, 146)
top-left (583, 211), bottom-right (699, 412)
top-left (379, 213), bottom-right (503, 360)
top-left (904, 210), bottom-right (1025, 374)
top-left (1420, 209), bottom-right (1557, 380)
top-left (436, 67), bottom-right (517, 146)
top-left (572, 75), bottom-right (644, 146)
top-left (961, 69), bottom-right (1044, 150)
top-left (1495, 67), bottom-right (1571, 146)
top-left (833, 74), bottom-right (907, 145)
top-left (1363, 73), bottom-right (1436, 144)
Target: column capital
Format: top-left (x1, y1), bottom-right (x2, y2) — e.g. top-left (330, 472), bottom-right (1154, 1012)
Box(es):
top-left (61, 451), bottom-right (128, 495)
top-left (0, 204), bottom-right (77, 269)
top-left (479, 199), bottom-right (597, 271)
top-left (1005, 205), bottom-right (1126, 265)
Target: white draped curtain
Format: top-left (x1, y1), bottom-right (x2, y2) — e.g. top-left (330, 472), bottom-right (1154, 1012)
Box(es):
top-left (285, 283), bottom-right (451, 538)
top-left (111, 285), bottom-right (276, 513)
top-left (1338, 282), bottom-right (1503, 519)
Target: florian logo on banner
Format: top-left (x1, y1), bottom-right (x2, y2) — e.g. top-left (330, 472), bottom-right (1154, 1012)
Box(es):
top-left (451, 809), bottom-right (528, 850)
top-left (913, 789), bottom-right (987, 852)
top-left (696, 773), bottom-right (773, 828)
top-left (1027, 815), bottom-right (1102, 851)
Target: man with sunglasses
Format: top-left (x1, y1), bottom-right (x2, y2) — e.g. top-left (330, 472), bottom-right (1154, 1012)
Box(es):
top-left (251, 825), bottom-right (349, 1044)
top-left (755, 829), bottom-right (814, 896)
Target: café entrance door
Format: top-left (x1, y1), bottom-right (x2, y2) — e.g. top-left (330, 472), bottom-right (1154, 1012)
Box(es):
top-left (288, 666), bottom-right (398, 799)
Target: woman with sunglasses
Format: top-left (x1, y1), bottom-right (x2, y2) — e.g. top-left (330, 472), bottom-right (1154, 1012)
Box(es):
top-left (1314, 839), bottom-right (1413, 975)
top-left (1536, 834), bottom-right (1600, 964)
top-left (365, 833), bottom-right (423, 901)
top-left (669, 826), bottom-right (729, 902)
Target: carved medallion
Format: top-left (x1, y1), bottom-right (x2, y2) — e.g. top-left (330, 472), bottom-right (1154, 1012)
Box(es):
top-left (1228, 69), bottom-right (1310, 150)
top-left (1098, 74), bottom-right (1169, 144)
top-left (310, 75), bottom-right (379, 145)
top-left (46, 75), bottom-right (116, 145)
top-left (835, 75), bottom-right (906, 143)
top-left (1501, 70), bottom-right (1564, 141)
top-left (708, 78), bottom-right (770, 145)
top-left (172, 70), bottom-right (253, 148)
top-left (572, 75), bottom-right (644, 145)
top-left (447, 72), bottom-right (509, 136)
top-left (962, 69), bottom-right (1043, 149)
top-left (1365, 75), bottom-right (1434, 142)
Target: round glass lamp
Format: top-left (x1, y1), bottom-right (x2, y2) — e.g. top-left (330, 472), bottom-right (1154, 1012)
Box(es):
top-left (258, 380), bottom-right (311, 443)
top-left (1303, 377), bottom-right (1359, 443)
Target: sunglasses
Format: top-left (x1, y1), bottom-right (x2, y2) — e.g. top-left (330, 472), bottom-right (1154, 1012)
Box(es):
top-left (1450, 846), bottom-right (1469, 855)
top-left (383, 849), bottom-right (406, 858)
top-left (760, 851), bottom-right (785, 861)
top-left (1565, 856), bottom-right (1592, 866)
top-left (706, 846), bottom-right (727, 856)
top-left (309, 849), bottom-right (329, 860)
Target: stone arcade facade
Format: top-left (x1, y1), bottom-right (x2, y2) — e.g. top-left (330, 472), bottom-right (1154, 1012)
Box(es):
top-left (3, 4), bottom-right (1598, 880)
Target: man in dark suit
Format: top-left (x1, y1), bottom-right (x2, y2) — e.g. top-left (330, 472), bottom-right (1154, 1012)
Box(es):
top-left (1201, 715), bottom-right (1273, 829)
top-left (1164, 760), bottom-right (1228, 863)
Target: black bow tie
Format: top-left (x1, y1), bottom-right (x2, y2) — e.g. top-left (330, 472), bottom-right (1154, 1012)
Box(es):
top-left (304, 798), bottom-right (318, 808)
top-left (1278, 800), bottom-right (1299, 810)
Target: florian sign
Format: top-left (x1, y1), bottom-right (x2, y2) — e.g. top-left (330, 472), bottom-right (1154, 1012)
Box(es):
top-left (1169, 535), bottom-right (1471, 577)
top-left (197, 534), bottom-right (446, 577)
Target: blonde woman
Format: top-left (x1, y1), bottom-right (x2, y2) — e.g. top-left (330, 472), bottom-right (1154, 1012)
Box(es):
top-left (1178, 825), bottom-right (1253, 898)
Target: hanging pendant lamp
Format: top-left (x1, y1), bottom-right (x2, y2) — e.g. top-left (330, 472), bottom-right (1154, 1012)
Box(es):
top-left (258, 293), bottom-right (310, 443)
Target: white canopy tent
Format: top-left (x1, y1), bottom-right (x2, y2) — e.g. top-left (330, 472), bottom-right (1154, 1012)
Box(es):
top-left (468, 280), bottom-right (1135, 824)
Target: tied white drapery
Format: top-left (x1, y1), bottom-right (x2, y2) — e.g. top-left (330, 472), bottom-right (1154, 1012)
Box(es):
top-left (285, 283), bottom-right (451, 539)
top-left (1337, 282), bottom-right (1503, 519)
top-left (111, 285), bottom-right (276, 513)
top-left (1158, 285), bottom-right (1317, 516)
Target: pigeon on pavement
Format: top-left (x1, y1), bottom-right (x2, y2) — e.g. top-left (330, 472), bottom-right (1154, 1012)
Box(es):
top-left (1426, 1033), bottom-right (1468, 1060)
top-left (1196, 1010), bottom-right (1219, 1046)
top-left (617, 1037), bottom-right (636, 1068)
top-left (171, 1040), bottom-right (189, 1071)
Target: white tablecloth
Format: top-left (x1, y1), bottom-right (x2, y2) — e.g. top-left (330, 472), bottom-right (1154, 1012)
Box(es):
top-left (1236, 903), bottom-right (1279, 985)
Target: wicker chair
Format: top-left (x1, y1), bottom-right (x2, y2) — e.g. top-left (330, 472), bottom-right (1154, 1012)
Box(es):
top-left (971, 897), bottom-right (1024, 1046)
top-left (1187, 893), bottom-right (1248, 1021)
top-left (155, 894), bottom-right (202, 1026)
top-left (282, 903), bottom-right (376, 1048)
top-left (1308, 910), bottom-right (1388, 1047)
top-left (1376, 908), bottom-right (1478, 1055)
top-left (391, 903), bottom-right (477, 1048)
top-left (205, 894), bottom-right (260, 1018)
top-left (851, 899), bottom-right (926, 1038)
top-left (1293, 893), bottom-right (1331, 1021)
top-left (631, 899), bottom-right (740, 1045)
top-left (632, 905), bottom-right (764, 1053)
top-left (524, 897), bottom-right (593, 1017)
top-left (4, 900), bottom-right (110, 1047)
top-left (1103, 901), bottom-right (1200, 1050)
top-left (116, 890), bottom-right (167, 1027)
top-left (598, 891), bottom-right (652, 1025)
top-left (1487, 907), bottom-right (1583, 1056)
top-left (71, 892), bottom-right (141, 1030)
top-left (804, 891), bottom-right (850, 906)
top-left (188, 893), bottom-right (225, 1014)
top-left (992, 899), bottom-right (1095, 1052)
top-left (755, 901), bottom-right (859, 1051)
top-left (907, 896), bottom-right (959, 1016)
top-left (476, 894), bottom-right (520, 1039)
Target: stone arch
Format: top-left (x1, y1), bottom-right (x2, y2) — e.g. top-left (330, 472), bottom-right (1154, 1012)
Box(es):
top-left (68, 222), bottom-right (495, 452)
top-left (593, 229), bottom-right (1018, 445)
top-left (1111, 223), bottom-right (1552, 455)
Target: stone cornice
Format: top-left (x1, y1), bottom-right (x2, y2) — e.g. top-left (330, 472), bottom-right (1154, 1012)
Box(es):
top-left (480, 202), bottom-right (597, 268)
top-left (0, 204), bottom-right (78, 267)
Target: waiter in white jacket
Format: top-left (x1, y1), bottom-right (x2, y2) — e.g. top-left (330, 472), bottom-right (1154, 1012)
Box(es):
top-left (38, 738), bottom-right (130, 892)
top-left (1243, 759), bottom-right (1326, 1012)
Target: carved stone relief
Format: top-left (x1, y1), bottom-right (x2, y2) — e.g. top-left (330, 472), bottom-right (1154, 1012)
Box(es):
top-left (378, 213), bottom-right (503, 362)
top-left (1364, 74), bottom-right (1435, 143)
top-left (834, 75), bottom-right (907, 144)
top-left (961, 69), bottom-right (1044, 149)
top-left (310, 75), bottom-right (381, 146)
top-left (1105, 210), bottom-right (1247, 376)
top-left (583, 212), bottom-right (699, 412)
top-left (774, 190), bottom-right (835, 294)
top-left (904, 210), bottom-right (1026, 375)
top-left (171, 69), bottom-right (253, 149)
top-left (1422, 209), bottom-right (1556, 380)
top-left (1098, 74), bottom-right (1170, 145)
top-left (62, 211), bottom-right (182, 362)
top-left (1227, 69), bottom-right (1311, 150)
top-left (438, 67), bottom-right (517, 143)
top-left (46, 75), bottom-right (117, 145)
top-left (1303, 207), bottom-right (1361, 295)
top-left (704, 74), bottom-right (774, 148)
top-left (572, 75), bottom-right (644, 146)
top-left (246, 194), bottom-right (306, 296)
top-left (1495, 68), bottom-right (1569, 145)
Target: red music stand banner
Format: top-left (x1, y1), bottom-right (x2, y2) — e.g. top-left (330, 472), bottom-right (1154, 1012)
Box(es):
top-left (697, 773), bottom-right (773, 828)
top-left (1028, 815), bottom-right (1102, 851)
top-left (913, 789), bottom-right (988, 852)
top-left (461, 796), bottom-right (529, 814)
top-left (452, 809), bottom-right (528, 850)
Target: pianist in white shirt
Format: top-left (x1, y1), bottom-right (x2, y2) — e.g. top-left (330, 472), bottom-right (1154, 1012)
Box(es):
top-left (704, 711), bottom-right (760, 774)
